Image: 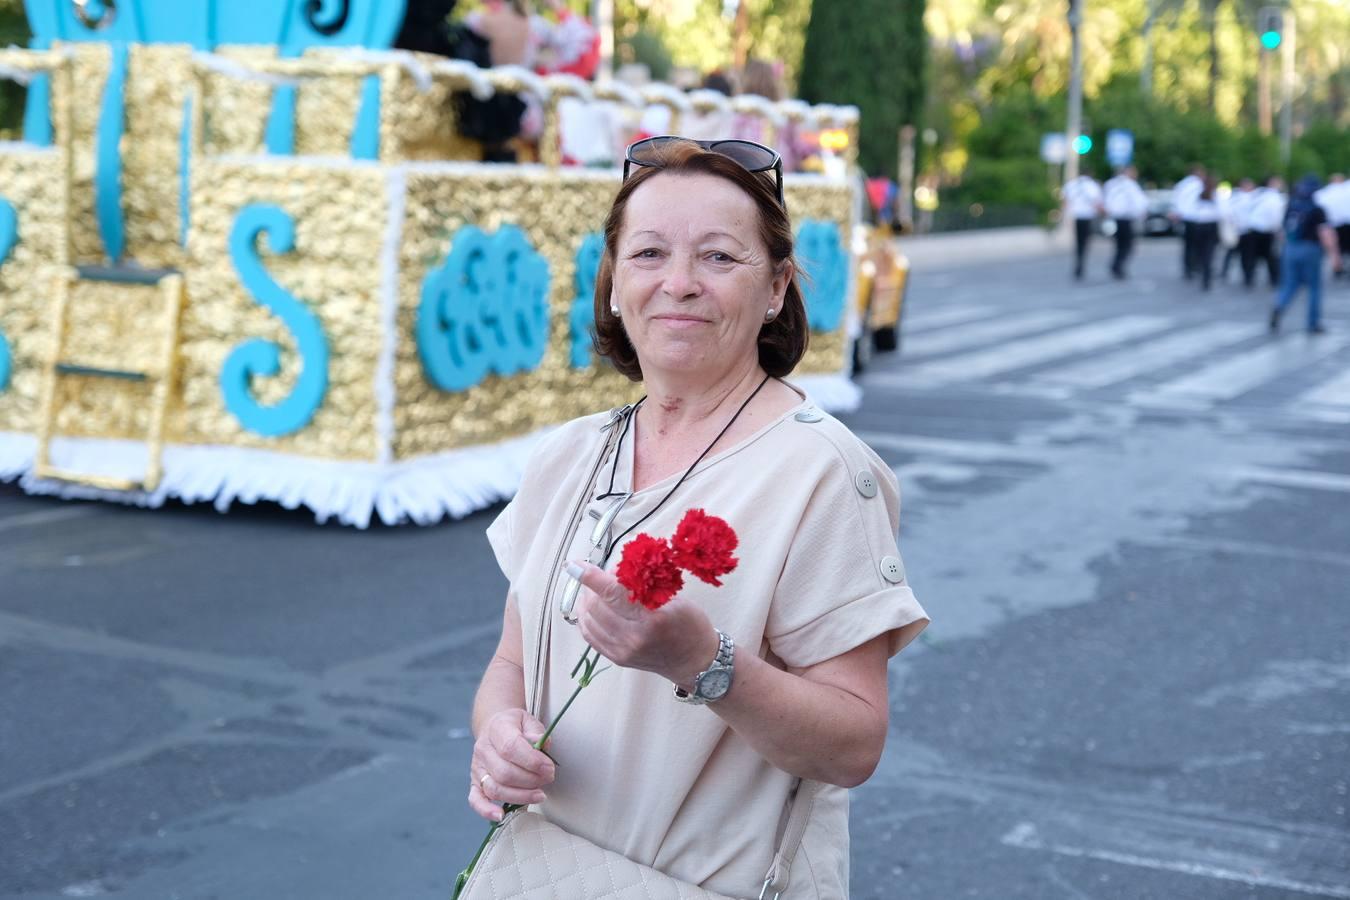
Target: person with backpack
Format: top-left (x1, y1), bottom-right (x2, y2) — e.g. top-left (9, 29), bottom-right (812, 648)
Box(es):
top-left (1270, 176), bottom-right (1344, 334)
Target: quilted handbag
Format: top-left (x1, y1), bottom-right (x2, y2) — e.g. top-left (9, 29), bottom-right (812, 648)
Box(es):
top-left (456, 809), bottom-right (736, 899)
top-left (455, 785), bottom-right (818, 900)
top-left (457, 407), bottom-right (819, 899)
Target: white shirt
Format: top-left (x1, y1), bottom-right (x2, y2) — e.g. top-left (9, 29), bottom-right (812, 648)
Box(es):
top-left (1247, 187), bottom-right (1287, 233)
top-left (1189, 197), bottom-right (1221, 224)
top-left (1103, 174), bottom-right (1148, 220)
top-left (1172, 175), bottom-right (1203, 220)
top-left (1314, 182), bottom-right (1350, 227)
top-left (1222, 189), bottom-right (1257, 232)
top-left (1063, 176), bottom-right (1103, 220)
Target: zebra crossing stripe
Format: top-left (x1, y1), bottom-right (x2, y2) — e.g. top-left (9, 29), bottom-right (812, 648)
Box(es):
top-left (1293, 368), bottom-right (1350, 416)
top-left (1132, 335), bottom-right (1350, 407)
top-left (900, 310), bottom-right (1084, 359)
top-left (901, 306), bottom-right (996, 334)
top-left (1039, 322), bottom-right (1263, 389)
top-left (899, 315), bottom-right (1173, 385)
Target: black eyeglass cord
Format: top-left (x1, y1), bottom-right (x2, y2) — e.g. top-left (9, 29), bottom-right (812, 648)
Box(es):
top-left (596, 374), bottom-right (773, 560)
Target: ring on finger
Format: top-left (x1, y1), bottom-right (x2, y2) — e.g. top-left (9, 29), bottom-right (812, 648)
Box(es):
top-left (479, 772), bottom-right (491, 791)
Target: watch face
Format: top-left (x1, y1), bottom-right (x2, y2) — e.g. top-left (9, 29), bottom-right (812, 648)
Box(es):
top-left (699, 668), bottom-right (732, 700)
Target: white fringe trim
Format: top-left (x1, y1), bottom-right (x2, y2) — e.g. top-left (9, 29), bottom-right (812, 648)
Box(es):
top-left (794, 373), bottom-right (862, 414)
top-left (0, 430), bottom-right (552, 529)
top-left (0, 375), bottom-right (861, 526)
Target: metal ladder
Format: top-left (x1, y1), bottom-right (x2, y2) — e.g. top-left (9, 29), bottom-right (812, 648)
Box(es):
top-left (34, 266), bottom-right (184, 491)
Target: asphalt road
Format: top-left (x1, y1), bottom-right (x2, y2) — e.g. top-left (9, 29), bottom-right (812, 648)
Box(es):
top-left (2, 237), bottom-right (1348, 899)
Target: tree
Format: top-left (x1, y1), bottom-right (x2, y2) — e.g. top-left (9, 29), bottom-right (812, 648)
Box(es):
top-left (0, 0), bottom-right (29, 137)
top-left (797, 0), bottom-right (927, 179)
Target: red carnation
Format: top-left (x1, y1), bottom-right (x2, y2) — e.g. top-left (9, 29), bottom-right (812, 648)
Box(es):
top-left (615, 533), bottom-right (685, 610)
top-left (671, 509), bottom-right (740, 586)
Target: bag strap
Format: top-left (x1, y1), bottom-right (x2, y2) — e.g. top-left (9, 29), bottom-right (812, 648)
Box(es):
top-left (757, 779), bottom-right (819, 898)
top-left (528, 405), bottom-right (631, 715)
top-left (530, 404), bottom-right (820, 899)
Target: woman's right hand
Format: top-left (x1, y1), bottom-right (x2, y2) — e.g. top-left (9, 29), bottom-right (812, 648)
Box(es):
top-left (468, 708), bottom-right (556, 822)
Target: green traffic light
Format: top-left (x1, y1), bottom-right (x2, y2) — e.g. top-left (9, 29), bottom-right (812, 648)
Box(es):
top-left (1261, 30), bottom-right (1281, 50)
top-left (1073, 135), bottom-right (1093, 155)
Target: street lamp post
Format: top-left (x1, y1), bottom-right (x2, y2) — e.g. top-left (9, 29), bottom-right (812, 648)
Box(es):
top-left (1065, 0), bottom-right (1085, 185)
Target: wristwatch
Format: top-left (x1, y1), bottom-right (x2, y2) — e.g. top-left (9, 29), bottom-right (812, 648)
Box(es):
top-left (673, 629), bottom-right (735, 704)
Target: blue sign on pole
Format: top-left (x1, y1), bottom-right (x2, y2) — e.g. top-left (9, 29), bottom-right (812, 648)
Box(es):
top-left (1106, 129), bottom-right (1134, 167)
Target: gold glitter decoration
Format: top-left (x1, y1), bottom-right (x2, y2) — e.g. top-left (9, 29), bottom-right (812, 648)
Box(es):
top-left (52, 44), bottom-right (191, 269)
top-left (0, 151), bottom-right (68, 435)
top-left (178, 160), bottom-right (388, 460)
top-left (200, 46), bottom-right (272, 157)
top-left (393, 168), bottom-right (638, 460)
top-left (787, 179), bottom-right (853, 377)
top-left (122, 45), bottom-right (191, 270)
top-left (2, 43), bottom-right (857, 469)
top-left (65, 43), bottom-right (110, 266)
top-left (377, 58), bottom-right (480, 163)
top-left (392, 170), bottom-right (856, 459)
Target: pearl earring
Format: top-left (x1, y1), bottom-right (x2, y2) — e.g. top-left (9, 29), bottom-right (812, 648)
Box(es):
top-left (764, 308), bottom-right (776, 322)
top-left (610, 305), bottom-right (620, 317)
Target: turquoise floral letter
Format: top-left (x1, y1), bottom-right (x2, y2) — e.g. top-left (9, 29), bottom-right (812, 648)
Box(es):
top-left (417, 225), bottom-right (551, 392)
top-left (796, 220), bottom-right (848, 332)
top-left (220, 204), bottom-right (329, 436)
top-left (569, 232), bottom-right (603, 368)
top-left (0, 198), bottom-right (15, 391)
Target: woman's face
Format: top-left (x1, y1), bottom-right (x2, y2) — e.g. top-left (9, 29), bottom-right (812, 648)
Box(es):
top-left (611, 172), bottom-right (791, 381)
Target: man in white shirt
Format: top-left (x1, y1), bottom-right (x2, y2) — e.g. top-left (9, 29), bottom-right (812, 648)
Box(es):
top-left (1063, 173), bottom-right (1103, 280)
top-left (1103, 165), bottom-right (1148, 279)
top-left (1171, 164), bottom-right (1205, 280)
top-left (1242, 175), bottom-right (1286, 288)
top-left (1314, 174), bottom-right (1350, 279)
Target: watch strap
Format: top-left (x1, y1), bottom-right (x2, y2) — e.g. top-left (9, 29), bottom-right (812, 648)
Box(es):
top-left (673, 628), bottom-right (734, 704)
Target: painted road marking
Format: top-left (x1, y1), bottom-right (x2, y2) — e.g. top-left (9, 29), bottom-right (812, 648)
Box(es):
top-left (1293, 367), bottom-right (1350, 422)
top-left (901, 305), bottom-right (997, 333)
top-left (1131, 335), bottom-right (1350, 408)
top-left (1038, 321), bottom-right (1263, 390)
top-left (0, 504), bottom-right (98, 535)
top-left (897, 310), bottom-right (1083, 359)
top-left (1003, 821), bottom-right (1350, 898)
top-left (898, 315), bottom-right (1173, 385)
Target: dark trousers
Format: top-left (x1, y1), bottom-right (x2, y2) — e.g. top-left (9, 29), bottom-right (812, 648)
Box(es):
top-left (1336, 224), bottom-right (1350, 276)
top-left (1182, 220), bottom-right (1199, 278)
top-left (1241, 231), bottom-right (1281, 287)
top-left (1193, 222), bottom-right (1219, 290)
top-left (1074, 218), bottom-right (1093, 278)
top-left (1111, 219), bottom-right (1134, 277)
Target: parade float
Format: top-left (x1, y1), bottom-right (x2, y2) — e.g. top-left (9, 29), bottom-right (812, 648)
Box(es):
top-left (0, 0), bottom-right (864, 527)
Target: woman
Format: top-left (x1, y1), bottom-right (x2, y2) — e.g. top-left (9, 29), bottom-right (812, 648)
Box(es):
top-left (468, 137), bottom-right (928, 897)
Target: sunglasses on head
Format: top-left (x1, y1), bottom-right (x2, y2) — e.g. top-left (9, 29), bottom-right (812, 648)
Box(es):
top-left (623, 136), bottom-right (786, 207)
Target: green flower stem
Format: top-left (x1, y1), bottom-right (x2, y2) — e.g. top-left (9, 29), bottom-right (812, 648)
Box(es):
top-left (451, 644), bottom-right (603, 899)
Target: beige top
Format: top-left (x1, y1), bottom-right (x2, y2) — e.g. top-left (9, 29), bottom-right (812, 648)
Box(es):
top-left (486, 390), bottom-right (929, 899)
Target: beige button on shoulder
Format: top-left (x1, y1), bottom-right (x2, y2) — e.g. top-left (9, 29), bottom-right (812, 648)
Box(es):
top-left (879, 555), bottom-right (905, 584)
top-left (855, 470), bottom-right (878, 498)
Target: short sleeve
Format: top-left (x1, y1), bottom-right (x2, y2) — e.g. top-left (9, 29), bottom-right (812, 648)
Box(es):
top-left (486, 498), bottom-right (517, 585)
top-left (766, 443), bottom-right (928, 669)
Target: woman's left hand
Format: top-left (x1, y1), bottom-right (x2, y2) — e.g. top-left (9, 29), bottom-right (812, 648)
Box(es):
top-left (567, 561), bottom-right (719, 687)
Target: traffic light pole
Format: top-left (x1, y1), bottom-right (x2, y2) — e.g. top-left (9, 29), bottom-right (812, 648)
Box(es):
top-left (1259, 49), bottom-right (1272, 136)
top-left (1279, 15), bottom-right (1295, 166)
top-left (1065, 0), bottom-right (1084, 185)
